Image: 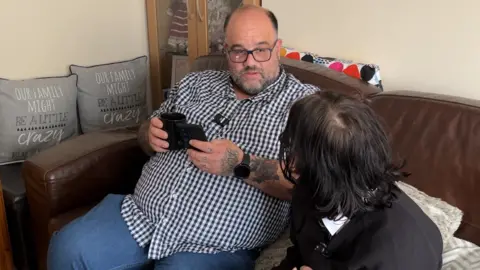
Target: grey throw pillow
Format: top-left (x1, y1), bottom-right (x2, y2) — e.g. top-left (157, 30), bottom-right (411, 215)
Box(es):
top-left (396, 181), bottom-right (463, 248)
top-left (0, 75), bottom-right (79, 164)
top-left (70, 56), bottom-right (149, 133)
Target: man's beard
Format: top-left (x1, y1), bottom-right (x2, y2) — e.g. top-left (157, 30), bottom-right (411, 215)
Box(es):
top-left (231, 66), bottom-right (276, 95)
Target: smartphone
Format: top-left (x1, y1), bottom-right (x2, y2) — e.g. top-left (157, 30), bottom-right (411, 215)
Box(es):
top-left (176, 123), bottom-right (208, 151)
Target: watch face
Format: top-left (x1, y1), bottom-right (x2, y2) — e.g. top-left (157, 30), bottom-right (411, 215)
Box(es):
top-left (235, 165), bottom-right (250, 178)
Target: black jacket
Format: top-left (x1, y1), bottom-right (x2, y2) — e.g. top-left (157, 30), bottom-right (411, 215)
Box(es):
top-left (273, 184), bottom-right (443, 270)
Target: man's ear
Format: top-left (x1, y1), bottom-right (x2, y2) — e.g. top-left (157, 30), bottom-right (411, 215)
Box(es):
top-left (277, 38), bottom-right (283, 48)
top-left (276, 39), bottom-right (283, 57)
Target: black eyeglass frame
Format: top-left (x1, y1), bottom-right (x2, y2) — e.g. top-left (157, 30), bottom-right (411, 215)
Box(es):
top-left (225, 39), bottom-right (278, 63)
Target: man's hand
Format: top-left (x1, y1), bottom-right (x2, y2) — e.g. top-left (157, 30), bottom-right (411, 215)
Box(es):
top-left (187, 139), bottom-right (242, 176)
top-left (148, 118), bottom-right (169, 152)
top-left (188, 139), bottom-right (293, 201)
top-left (293, 267), bottom-right (312, 270)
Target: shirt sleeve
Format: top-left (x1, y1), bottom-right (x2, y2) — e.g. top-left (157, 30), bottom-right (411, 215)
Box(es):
top-left (148, 71), bottom-right (202, 119)
top-left (304, 83), bottom-right (322, 95)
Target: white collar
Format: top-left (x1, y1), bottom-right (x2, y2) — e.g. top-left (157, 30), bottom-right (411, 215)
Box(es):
top-left (322, 216), bottom-right (349, 235)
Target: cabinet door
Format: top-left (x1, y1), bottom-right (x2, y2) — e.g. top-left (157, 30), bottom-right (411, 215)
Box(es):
top-left (146, 0), bottom-right (261, 108)
top-left (192, 0), bottom-right (261, 59)
top-left (146, 0), bottom-right (197, 107)
top-left (243, 0), bottom-right (261, 5)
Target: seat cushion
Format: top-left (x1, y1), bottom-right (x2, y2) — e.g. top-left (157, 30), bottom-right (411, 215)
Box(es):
top-left (48, 205), bottom-right (94, 237)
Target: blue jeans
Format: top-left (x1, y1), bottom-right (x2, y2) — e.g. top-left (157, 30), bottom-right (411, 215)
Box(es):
top-left (47, 194), bottom-right (259, 270)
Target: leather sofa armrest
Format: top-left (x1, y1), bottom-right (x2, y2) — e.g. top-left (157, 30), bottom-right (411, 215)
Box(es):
top-left (23, 128), bottom-right (149, 270)
top-left (23, 129), bottom-right (149, 219)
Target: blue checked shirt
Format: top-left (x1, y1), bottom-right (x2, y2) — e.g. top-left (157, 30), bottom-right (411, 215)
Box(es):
top-left (121, 67), bottom-right (319, 260)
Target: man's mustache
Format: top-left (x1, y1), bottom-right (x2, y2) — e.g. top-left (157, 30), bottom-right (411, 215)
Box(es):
top-left (241, 66), bottom-right (263, 74)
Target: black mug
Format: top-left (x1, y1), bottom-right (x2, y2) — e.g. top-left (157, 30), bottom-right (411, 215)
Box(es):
top-left (160, 112), bottom-right (187, 150)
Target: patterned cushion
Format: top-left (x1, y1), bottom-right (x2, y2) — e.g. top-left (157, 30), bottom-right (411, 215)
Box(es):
top-left (442, 237), bottom-right (480, 269)
top-left (280, 46), bottom-right (383, 90)
top-left (70, 56), bottom-right (149, 133)
top-left (396, 181), bottom-right (463, 248)
top-left (0, 75), bottom-right (79, 164)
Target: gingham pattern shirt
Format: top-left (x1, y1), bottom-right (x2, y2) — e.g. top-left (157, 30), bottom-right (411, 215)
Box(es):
top-left (121, 68), bottom-right (319, 260)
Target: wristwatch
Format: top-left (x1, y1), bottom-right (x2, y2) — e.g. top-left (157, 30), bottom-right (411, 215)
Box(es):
top-left (234, 152), bottom-right (251, 179)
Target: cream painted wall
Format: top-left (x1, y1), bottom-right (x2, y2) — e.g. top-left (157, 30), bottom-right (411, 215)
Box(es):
top-left (0, 0), bottom-right (150, 107)
top-left (263, 0), bottom-right (480, 100)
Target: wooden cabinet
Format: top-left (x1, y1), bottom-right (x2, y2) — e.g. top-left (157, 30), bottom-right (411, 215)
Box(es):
top-left (146, 0), bottom-right (261, 108)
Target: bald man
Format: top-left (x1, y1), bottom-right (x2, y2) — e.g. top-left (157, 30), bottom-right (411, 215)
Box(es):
top-left (47, 5), bottom-right (320, 270)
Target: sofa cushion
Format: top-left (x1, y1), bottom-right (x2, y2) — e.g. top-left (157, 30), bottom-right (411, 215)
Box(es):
top-left (280, 46), bottom-right (383, 89)
top-left (70, 56), bottom-right (148, 134)
top-left (48, 205), bottom-right (93, 237)
top-left (442, 237), bottom-right (480, 269)
top-left (0, 74), bottom-right (79, 164)
top-left (396, 181), bottom-right (463, 247)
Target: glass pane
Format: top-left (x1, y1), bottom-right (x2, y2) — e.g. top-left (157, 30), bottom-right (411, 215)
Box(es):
top-left (158, 0), bottom-right (192, 92)
top-left (163, 0), bottom-right (190, 54)
top-left (207, 0), bottom-right (243, 54)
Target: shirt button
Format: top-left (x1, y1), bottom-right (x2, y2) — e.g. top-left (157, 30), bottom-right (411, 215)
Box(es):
top-left (162, 218), bottom-right (168, 224)
top-left (171, 193), bottom-right (178, 199)
top-left (315, 242), bottom-right (331, 258)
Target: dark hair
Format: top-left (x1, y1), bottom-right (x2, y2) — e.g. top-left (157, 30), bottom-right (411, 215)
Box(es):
top-left (223, 7), bottom-right (278, 35)
top-left (279, 91), bottom-right (409, 220)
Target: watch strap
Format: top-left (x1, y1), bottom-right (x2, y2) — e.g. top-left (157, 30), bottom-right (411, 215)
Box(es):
top-left (241, 152), bottom-right (250, 167)
top-left (233, 151), bottom-right (251, 178)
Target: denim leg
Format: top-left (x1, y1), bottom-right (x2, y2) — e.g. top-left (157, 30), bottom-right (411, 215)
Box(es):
top-left (154, 249), bottom-right (259, 270)
top-left (47, 194), bottom-right (152, 270)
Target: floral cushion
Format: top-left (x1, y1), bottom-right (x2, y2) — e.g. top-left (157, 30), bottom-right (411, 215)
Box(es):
top-left (280, 46), bottom-right (383, 90)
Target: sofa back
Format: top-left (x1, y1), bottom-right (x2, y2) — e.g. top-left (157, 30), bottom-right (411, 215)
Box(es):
top-left (370, 90), bottom-right (480, 246)
top-left (191, 55), bottom-right (382, 99)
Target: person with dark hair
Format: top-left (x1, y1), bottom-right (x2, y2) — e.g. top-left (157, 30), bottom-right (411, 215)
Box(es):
top-left (274, 91), bottom-right (443, 270)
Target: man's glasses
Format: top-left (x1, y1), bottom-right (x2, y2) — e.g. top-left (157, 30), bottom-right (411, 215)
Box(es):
top-left (225, 40), bottom-right (278, 63)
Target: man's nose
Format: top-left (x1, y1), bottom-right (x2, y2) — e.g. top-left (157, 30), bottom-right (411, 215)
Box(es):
top-left (243, 53), bottom-right (258, 67)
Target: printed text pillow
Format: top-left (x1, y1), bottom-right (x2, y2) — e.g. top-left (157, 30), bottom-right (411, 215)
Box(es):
top-left (0, 75), bottom-right (79, 164)
top-left (70, 56), bottom-right (149, 133)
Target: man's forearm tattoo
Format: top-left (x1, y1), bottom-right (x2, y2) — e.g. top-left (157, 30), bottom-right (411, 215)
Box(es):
top-left (250, 158), bottom-right (280, 183)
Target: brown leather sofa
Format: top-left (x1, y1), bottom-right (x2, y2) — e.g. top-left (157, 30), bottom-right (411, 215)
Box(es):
top-left (20, 55), bottom-right (480, 270)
